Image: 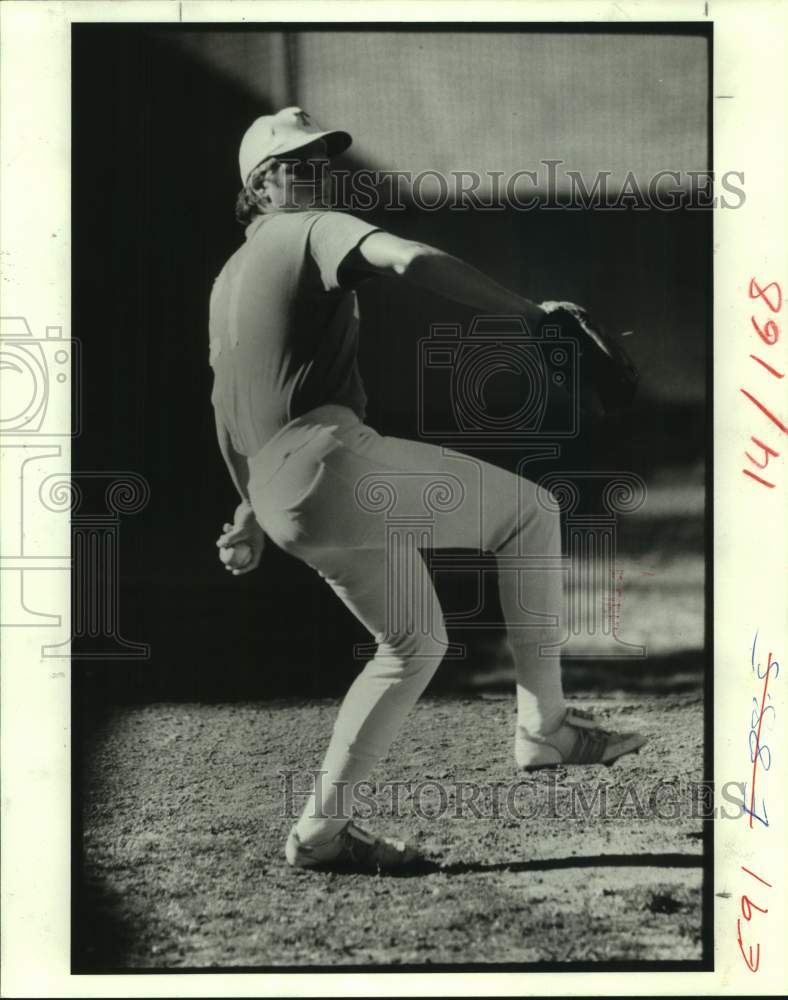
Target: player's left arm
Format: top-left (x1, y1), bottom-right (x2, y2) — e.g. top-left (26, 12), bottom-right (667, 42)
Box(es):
top-left (339, 231), bottom-right (548, 331)
top-left (214, 412), bottom-right (265, 575)
top-left (340, 230), bottom-right (639, 411)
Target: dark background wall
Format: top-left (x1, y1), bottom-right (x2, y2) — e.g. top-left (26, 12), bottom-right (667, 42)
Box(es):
top-left (72, 26), bottom-right (709, 702)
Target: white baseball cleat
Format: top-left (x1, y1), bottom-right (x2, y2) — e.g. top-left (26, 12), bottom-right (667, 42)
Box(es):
top-left (285, 821), bottom-right (424, 872)
top-left (515, 707), bottom-right (647, 770)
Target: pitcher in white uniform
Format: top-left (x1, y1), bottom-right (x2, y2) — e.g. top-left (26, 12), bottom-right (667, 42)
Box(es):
top-left (210, 107), bottom-right (646, 872)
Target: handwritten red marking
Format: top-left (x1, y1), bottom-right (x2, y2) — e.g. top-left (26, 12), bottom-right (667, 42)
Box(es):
top-left (749, 277), bottom-right (782, 313)
top-left (742, 278), bottom-right (783, 488)
top-left (745, 437), bottom-right (780, 469)
top-left (750, 316), bottom-right (780, 346)
top-left (742, 469), bottom-right (776, 488)
top-left (737, 866), bottom-right (773, 973)
top-left (741, 895), bottom-right (768, 919)
top-left (749, 354), bottom-right (785, 378)
top-left (737, 920), bottom-right (761, 972)
top-left (748, 652), bottom-right (774, 829)
top-left (741, 866), bottom-right (773, 888)
top-left (740, 389), bottom-right (788, 435)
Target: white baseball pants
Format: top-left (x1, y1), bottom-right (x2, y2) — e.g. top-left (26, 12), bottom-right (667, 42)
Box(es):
top-left (247, 404), bottom-right (566, 844)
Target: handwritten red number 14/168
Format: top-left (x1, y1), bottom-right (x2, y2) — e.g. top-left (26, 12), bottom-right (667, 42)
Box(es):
top-left (741, 278), bottom-right (784, 489)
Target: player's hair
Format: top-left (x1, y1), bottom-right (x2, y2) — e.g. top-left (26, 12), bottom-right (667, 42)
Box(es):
top-left (234, 158), bottom-right (277, 226)
top-left (235, 187), bottom-right (259, 226)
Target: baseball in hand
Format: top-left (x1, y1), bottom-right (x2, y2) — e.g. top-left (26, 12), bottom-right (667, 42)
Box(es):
top-left (219, 542), bottom-right (253, 570)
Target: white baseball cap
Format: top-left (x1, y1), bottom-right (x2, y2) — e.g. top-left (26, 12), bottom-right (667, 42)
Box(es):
top-left (238, 106), bottom-right (352, 184)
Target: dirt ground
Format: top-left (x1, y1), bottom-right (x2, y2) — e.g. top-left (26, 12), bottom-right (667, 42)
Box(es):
top-left (77, 690), bottom-right (705, 970)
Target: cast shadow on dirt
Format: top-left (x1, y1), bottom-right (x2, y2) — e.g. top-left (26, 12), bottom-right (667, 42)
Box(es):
top-left (444, 648), bottom-right (706, 698)
top-left (285, 849), bottom-right (704, 879)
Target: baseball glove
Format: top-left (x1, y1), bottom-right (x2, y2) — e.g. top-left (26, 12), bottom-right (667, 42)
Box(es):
top-left (539, 301), bottom-right (639, 413)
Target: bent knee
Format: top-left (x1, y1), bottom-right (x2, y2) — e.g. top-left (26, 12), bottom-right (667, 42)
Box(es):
top-left (379, 622), bottom-right (448, 668)
top-left (404, 629), bottom-right (449, 663)
top-left (494, 484), bottom-right (561, 552)
top-left (420, 615), bottom-right (449, 657)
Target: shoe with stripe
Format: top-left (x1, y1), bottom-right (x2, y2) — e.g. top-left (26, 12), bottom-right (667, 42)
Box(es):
top-left (285, 821), bottom-right (424, 872)
top-left (516, 707), bottom-right (646, 770)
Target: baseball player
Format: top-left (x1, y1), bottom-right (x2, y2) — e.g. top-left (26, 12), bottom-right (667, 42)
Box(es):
top-left (210, 107), bottom-right (646, 872)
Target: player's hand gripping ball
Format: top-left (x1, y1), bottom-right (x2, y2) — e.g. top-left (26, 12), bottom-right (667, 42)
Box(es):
top-left (219, 542), bottom-right (253, 570)
top-left (216, 508), bottom-right (264, 576)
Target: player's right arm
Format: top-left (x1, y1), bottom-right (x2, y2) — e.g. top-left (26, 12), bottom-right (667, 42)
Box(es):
top-left (213, 411), bottom-right (265, 575)
top-left (214, 410), bottom-right (251, 504)
top-left (340, 230), bottom-right (548, 332)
